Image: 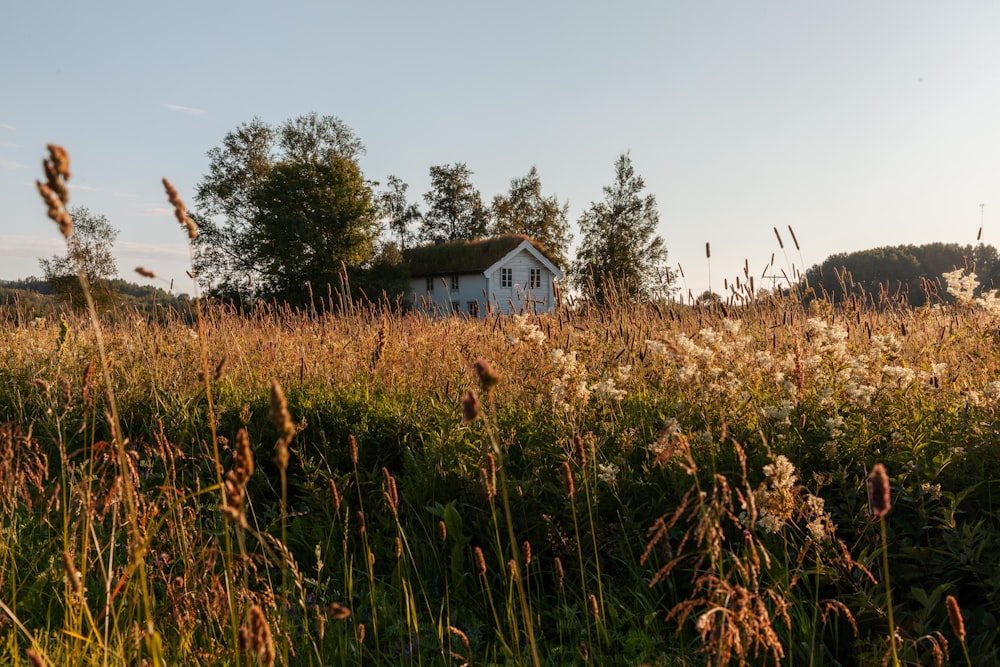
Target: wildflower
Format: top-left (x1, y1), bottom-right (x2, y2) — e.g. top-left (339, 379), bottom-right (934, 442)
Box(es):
top-left (597, 462), bottom-right (620, 484)
top-left (825, 415), bottom-right (844, 439)
top-left (943, 268), bottom-right (979, 304)
top-left (881, 365), bottom-right (915, 388)
top-left (591, 377), bottom-right (626, 401)
top-left (756, 455), bottom-right (798, 533)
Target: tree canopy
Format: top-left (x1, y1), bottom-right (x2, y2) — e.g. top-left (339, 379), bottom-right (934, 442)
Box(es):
top-left (491, 166), bottom-right (571, 268)
top-left (38, 206), bottom-right (119, 309)
top-left (571, 153), bottom-right (671, 302)
top-left (193, 113), bottom-right (375, 304)
top-left (377, 175), bottom-right (421, 250)
top-left (804, 242), bottom-right (1000, 306)
top-left (419, 163), bottom-right (489, 243)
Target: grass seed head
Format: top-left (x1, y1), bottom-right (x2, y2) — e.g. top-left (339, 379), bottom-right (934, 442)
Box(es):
top-left (473, 358), bottom-right (500, 395)
top-left (162, 178), bottom-right (197, 240)
top-left (867, 463), bottom-right (891, 518)
top-left (946, 594), bottom-right (965, 641)
top-left (561, 460), bottom-right (575, 498)
top-left (248, 604), bottom-right (275, 667)
top-left (462, 387), bottom-right (480, 422)
top-left (474, 546), bottom-right (487, 576)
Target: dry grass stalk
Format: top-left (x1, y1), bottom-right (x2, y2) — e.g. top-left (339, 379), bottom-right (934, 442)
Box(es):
top-left (473, 358), bottom-right (500, 395)
top-left (25, 648), bottom-right (44, 667)
top-left (162, 178), bottom-right (197, 240)
top-left (946, 594), bottom-right (965, 641)
top-left (868, 463), bottom-right (891, 518)
top-left (572, 433), bottom-right (586, 468)
top-left (561, 461), bottom-right (575, 499)
top-left (328, 478), bottom-right (341, 515)
top-left (62, 551), bottom-right (82, 596)
top-left (348, 434), bottom-right (358, 466)
top-left (37, 144), bottom-right (72, 237)
top-left (325, 602), bottom-right (351, 620)
top-left (247, 604), bottom-right (275, 667)
top-left (462, 388), bottom-right (480, 422)
top-left (588, 593), bottom-right (599, 618)
top-left (269, 379), bottom-right (294, 471)
top-left (554, 557), bottom-right (565, 591)
top-left (220, 428), bottom-right (254, 528)
top-left (135, 266), bottom-right (156, 279)
top-left (474, 546), bottom-right (487, 576)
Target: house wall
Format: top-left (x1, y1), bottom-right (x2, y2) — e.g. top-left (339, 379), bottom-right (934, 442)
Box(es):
top-left (409, 274), bottom-right (488, 316)
top-left (485, 249), bottom-right (557, 315)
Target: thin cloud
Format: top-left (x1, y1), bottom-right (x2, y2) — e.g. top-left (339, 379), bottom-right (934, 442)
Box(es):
top-left (0, 235), bottom-right (65, 257)
top-left (135, 206), bottom-right (174, 217)
top-left (0, 123), bottom-right (13, 130)
top-left (67, 183), bottom-right (96, 191)
top-left (0, 159), bottom-right (27, 169)
top-left (114, 240), bottom-right (191, 261)
top-left (164, 104), bottom-right (206, 115)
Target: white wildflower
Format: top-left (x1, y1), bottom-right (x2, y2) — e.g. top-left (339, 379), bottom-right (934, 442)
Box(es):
top-left (844, 383), bottom-right (876, 408)
top-left (597, 463), bottom-right (620, 484)
top-left (591, 377), bottom-right (626, 402)
top-left (881, 365), bottom-right (916, 388)
top-left (943, 268), bottom-right (979, 304)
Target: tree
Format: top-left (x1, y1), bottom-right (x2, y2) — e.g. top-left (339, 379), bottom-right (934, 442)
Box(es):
top-left (193, 113), bottom-right (372, 302)
top-left (377, 175), bottom-right (421, 250)
top-left (39, 206), bottom-right (119, 308)
top-left (250, 157), bottom-right (379, 304)
top-left (571, 153), bottom-right (671, 303)
top-left (419, 163), bottom-right (489, 242)
top-left (491, 166), bottom-right (571, 267)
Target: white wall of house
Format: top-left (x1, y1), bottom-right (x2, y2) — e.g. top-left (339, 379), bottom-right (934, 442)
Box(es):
top-left (484, 248), bottom-right (558, 315)
top-left (409, 240), bottom-right (563, 317)
top-left (409, 274), bottom-right (489, 316)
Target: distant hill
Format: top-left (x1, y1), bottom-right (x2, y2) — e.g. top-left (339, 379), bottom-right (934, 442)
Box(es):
top-left (0, 277), bottom-right (194, 323)
top-left (802, 242), bottom-right (1000, 307)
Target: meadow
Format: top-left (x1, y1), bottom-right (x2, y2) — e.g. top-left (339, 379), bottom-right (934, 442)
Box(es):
top-left (2, 263), bottom-right (1000, 666)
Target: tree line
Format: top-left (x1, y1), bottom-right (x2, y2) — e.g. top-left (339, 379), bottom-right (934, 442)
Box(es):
top-left (187, 112), bottom-right (670, 306)
top-left (35, 113), bottom-right (673, 309)
top-left (803, 242), bottom-right (1000, 307)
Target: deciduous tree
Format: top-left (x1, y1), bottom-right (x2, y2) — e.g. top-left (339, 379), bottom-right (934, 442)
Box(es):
top-left (571, 153), bottom-right (671, 302)
top-left (193, 113), bottom-right (373, 303)
top-left (492, 166), bottom-right (571, 267)
top-left (39, 206), bottom-right (119, 308)
top-left (419, 163), bottom-right (489, 242)
top-left (377, 175), bottom-right (421, 250)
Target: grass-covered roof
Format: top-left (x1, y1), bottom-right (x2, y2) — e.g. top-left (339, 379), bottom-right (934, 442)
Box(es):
top-left (403, 235), bottom-right (558, 277)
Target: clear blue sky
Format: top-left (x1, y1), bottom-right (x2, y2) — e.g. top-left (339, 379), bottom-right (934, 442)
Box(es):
top-left (3, 1), bottom-right (1000, 299)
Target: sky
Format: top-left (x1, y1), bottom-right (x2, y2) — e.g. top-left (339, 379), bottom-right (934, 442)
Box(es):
top-left (3, 1), bottom-right (1000, 300)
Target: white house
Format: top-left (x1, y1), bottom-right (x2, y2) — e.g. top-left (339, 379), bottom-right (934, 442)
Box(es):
top-left (404, 235), bottom-right (564, 316)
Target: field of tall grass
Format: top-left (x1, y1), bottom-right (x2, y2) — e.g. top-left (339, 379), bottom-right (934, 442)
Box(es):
top-left (3, 146), bottom-right (1000, 665)
top-left (4, 270), bottom-right (1000, 665)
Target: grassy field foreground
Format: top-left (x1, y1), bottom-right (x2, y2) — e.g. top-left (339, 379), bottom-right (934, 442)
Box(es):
top-left (1, 281), bottom-right (1000, 665)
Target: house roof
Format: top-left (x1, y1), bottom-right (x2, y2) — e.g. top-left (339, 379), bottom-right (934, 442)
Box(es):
top-left (404, 235), bottom-right (562, 278)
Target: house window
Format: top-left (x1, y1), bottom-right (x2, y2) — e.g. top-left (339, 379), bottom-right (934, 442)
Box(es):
top-left (468, 301), bottom-right (480, 317)
top-left (426, 277), bottom-right (434, 292)
top-left (529, 268), bottom-right (541, 289)
top-left (500, 267), bottom-right (513, 289)
top-left (451, 275), bottom-right (460, 291)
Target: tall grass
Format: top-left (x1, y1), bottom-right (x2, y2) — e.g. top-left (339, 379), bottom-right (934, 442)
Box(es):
top-left (2, 147), bottom-right (1000, 664)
